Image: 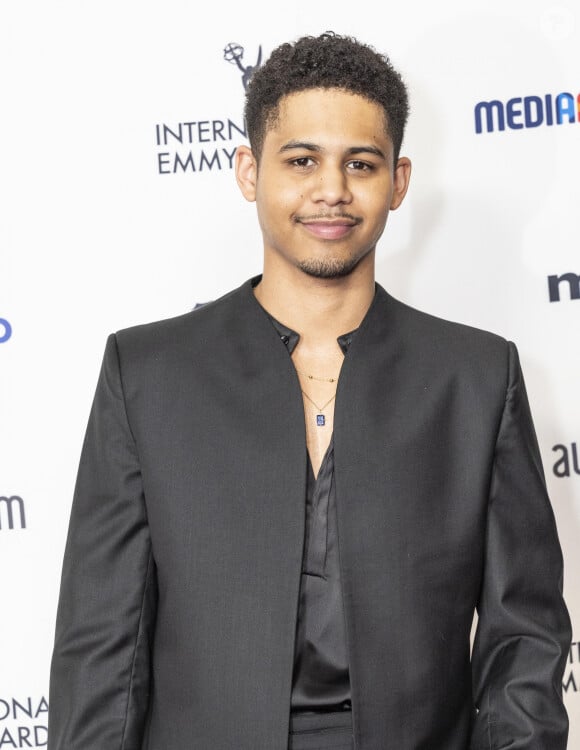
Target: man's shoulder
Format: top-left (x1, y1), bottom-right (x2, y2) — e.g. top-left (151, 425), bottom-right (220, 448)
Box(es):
top-left (377, 287), bottom-right (510, 369)
top-left (398, 296), bottom-right (506, 343)
top-left (113, 281), bottom-right (248, 358)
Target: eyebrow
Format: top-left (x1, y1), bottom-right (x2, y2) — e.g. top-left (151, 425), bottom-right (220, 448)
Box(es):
top-left (278, 141), bottom-right (386, 160)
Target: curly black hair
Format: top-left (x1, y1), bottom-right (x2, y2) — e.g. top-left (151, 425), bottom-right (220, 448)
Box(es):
top-left (244, 32), bottom-right (409, 163)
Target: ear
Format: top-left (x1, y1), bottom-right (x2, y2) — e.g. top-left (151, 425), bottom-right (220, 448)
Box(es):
top-left (390, 156), bottom-right (412, 210)
top-left (235, 145), bottom-right (258, 202)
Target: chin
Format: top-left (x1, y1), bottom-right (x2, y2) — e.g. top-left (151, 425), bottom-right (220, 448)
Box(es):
top-left (297, 255), bottom-right (364, 279)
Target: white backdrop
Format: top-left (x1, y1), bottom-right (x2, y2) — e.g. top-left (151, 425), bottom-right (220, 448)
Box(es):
top-left (1, 1), bottom-right (579, 746)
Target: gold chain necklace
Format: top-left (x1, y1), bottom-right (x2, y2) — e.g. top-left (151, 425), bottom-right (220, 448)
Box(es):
top-left (296, 368), bottom-right (337, 383)
top-left (301, 390), bottom-right (336, 427)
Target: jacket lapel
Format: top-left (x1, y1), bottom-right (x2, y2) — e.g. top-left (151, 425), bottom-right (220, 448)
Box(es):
top-left (334, 285), bottom-right (429, 746)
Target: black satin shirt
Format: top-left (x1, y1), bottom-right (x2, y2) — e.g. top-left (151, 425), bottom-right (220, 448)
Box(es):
top-left (267, 315), bottom-right (355, 715)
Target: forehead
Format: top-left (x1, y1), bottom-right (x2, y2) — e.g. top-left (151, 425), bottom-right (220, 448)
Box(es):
top-left (265, 88), bottom-right (392, 152)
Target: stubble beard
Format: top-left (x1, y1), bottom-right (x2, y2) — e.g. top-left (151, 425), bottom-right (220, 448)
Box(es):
top-left (296, 244), bottom-right (374, 279)
top-left (297, 256), bottom-right (360, 279)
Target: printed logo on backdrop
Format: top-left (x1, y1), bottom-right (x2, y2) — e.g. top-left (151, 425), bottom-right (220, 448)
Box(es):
top-left (552, 442), bottom-right (579, 478)
top-left (224, 42), bottom-right (262, 90)
top-left (0, 496), bottom-right (26, 530)
top-left (0, 696), bottom-right (48, 748)
top-left (564, 639), bottom-right (580, 695)
top-left (474, 90), bottom-right (580, 134)
top-left (155, 42), bottom-right (264, 176)
top-left (547, 272), bottom-right (580, 302)
top-left (0, 318), bottom-right (12, 343)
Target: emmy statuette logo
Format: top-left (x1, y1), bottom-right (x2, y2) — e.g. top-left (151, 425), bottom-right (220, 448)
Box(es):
top-left (223, 42), bottom-right (263, 90)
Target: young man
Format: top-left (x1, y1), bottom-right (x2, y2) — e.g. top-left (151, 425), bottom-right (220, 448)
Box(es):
top-left (48, 33), bottom-right (570, 750)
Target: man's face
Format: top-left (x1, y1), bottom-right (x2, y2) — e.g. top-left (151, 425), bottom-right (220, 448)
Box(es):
top-left (236, 87), bottom-right (411, 280)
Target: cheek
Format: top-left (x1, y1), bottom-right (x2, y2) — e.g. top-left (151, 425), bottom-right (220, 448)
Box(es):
top-left (364, 185), bottom-right (393, 222)
top-left (270, 189), bottom-right (302, 219)
top-left (365, 196), bottom-right (390, 222)
top-left (257, 193), bottom-right (295, 232)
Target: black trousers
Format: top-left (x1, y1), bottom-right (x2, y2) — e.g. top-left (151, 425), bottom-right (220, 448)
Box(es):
top-left (288, 710), bottom-right (353, 750)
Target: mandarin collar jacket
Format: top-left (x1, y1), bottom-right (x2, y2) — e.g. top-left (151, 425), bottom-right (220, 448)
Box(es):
top-left (48, 277), bottom-right (570, 750)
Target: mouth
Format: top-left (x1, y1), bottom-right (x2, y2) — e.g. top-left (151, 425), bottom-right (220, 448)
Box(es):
top-left (296, 216), bottom-right (361, 240)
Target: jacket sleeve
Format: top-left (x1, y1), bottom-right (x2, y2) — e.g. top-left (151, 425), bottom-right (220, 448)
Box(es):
top-left (470, 341), bottom-right (571, 749)
top-left (48, 334), bottom-right (157, 750)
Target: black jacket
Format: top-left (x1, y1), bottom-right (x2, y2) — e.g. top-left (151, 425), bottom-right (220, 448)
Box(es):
top-left (48, 278), bottom-right (571, 749)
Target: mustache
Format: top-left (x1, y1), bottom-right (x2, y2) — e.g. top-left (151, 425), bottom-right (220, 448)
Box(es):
top-left (294, 212), bottom-right (362, 224)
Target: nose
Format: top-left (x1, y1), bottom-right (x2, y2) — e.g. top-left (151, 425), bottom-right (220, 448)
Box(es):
top-left (310, 164), bottom-right (353, 206)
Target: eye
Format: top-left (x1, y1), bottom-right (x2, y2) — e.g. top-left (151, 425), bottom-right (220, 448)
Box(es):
top-left (290, 156), bottom-right (316, 169)
top-left (347, 160), bottom-right (374, 172)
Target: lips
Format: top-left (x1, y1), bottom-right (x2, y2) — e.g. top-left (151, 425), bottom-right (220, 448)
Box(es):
top-left (298, 218), bottom-right (359, 240)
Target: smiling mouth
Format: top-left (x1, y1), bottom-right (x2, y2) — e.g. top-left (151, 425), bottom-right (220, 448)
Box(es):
top-left (296, 215), bottom-right (361, 240)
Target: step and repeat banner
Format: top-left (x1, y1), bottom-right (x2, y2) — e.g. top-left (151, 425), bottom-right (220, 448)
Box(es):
top-left (1, 1), bottom-right (578, 746)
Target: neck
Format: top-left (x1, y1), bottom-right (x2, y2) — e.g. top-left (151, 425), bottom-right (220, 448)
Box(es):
top-left (254, 259), bottom-right (375, 348)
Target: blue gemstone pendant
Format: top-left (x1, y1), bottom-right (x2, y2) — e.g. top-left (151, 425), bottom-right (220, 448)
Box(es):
top-left (316, 414), bottom-right (326, 427)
